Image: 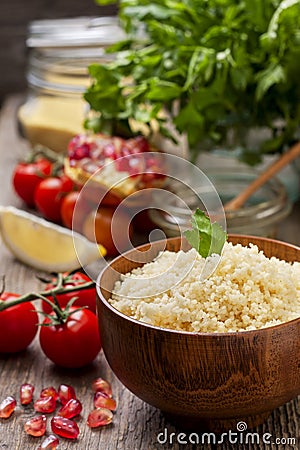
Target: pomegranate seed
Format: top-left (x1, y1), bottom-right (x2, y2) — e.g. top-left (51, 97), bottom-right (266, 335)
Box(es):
top-left (20, 383), bottom-right (34, 405)
top-left (51, 416), bottom-right (79, 439)
top-left (132, 136), bottom-right (150, 152)
top-left (58, 384), bottom-right (76, 405)
top-left (34, 396), bottom-right (56, 414)
top-left (0, 396), bottom-right (16, 418)
top-left (68, 135), bottom-right (96, 161)
top-left (40, 386), bottom-right (58, 401)
top-left (68, 134), bottom-right (83, 151)
top-left (38, 434), bottom-right (59, 450)
top-left (87, 407), bottom-right (113, 428)
top-left (91, 378), bottom-right (112, 398)
top-left (114, 157), bottom-right (132, 173)
top-left (120, 145), bottom-right (132, 157)
top-left (103, 143), bottom-right (118, 160)
top-left (70, 143), bottom-right (91, 160)
top-left (58, 398), bottom-right (82, 419)
top-left (94, 392), bottom-right (116, 411)
top-left (24, 415), bottom-right (47, 437)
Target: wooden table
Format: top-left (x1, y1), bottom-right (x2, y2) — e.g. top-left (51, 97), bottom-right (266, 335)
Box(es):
top-left (0, 95), bottom-right (299, 450)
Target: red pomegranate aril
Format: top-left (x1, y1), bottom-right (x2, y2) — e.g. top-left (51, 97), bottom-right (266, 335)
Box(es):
top-left (24, 415), bottom-right (47, 437)
top-left (38, 434), bottom-right (59, 450)
top-left (91, 378), bottom-right (112, 398)
top-left (120, 145), bottom-right (132, 157)
top-left (74, 143), bottom-right (91, 159)
top-left (51, 416), bottom-right (80, 439)
top-left (68, 136), bottom-right (94, 161)
top-left (87, 407), bottom-right (113, 428)
top-left (103, 143), bottom-right (118, 160)
top-left (58, 398), bottom-right (82, 419)
top-left (40, 386), bottom-right (58, 401)
top-left (0, 396), bottom-right (16, 418)
top-left (94, 392), bottom-right (117, 411)
top-left (114, 158), bottom-right (129, 173)
top-left (132, 136), bottom-right (150, 152)
top-left (34, 396), bottom-right (56, 414)
top-left (58, 384), bottom-right (76, 405)
top-left (20, 383), bottom-right (34, 405)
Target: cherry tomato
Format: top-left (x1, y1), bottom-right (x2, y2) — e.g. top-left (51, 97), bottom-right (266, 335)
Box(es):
top-left (82, 206), bottom-right (133, 257)
top-left (12, 159), bottom-right (52, 207)
top-left (39, 307), bottom-right (101, 368)
top-left (0, 293), bottom-right (38, 353)
top-left (42, 272), bottom-right (96, 314)
top-left (60, 191), bottom-right (91, 232)
top-left (82, 182), bottom-right (122, 208)
top-left (34, 175), bottom-right (74, 223)
top-left (132, 209), bottom-right (158, 233)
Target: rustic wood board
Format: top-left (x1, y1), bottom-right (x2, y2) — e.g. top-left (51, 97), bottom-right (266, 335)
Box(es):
top-left (0, 95), bottom-right (299, 449)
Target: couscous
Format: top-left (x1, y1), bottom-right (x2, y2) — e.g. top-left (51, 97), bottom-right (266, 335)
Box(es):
top-left (109, 242), bottom-right (300, 332)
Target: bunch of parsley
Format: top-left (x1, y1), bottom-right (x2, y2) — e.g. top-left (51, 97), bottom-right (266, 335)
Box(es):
top-left (85, 0), bottom-right (300, 163)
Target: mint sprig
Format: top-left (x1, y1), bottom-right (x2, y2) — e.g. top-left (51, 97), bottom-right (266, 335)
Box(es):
top-left (184, 209), bottom-right (227, 258)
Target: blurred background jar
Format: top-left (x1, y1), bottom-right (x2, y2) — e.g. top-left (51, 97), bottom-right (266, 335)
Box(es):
top-left (18, 16), bottom-right (125, 153)
top-left (150, 166), bottom-right (292, 239)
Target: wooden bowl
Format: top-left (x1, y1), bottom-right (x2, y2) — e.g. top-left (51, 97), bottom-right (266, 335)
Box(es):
top-left (96, 235), bottom-right (300, 432)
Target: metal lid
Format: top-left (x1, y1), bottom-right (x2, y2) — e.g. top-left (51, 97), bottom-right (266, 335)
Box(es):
top-left (27, 16), bottom-right (126, 48)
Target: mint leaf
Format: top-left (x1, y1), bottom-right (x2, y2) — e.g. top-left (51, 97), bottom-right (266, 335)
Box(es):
top-left (210, 222), bottom-right (228, 256)
top-left (184, 209), bottom-right (227, 258)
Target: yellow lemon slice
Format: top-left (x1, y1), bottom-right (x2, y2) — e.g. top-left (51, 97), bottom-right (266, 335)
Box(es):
top-left (0, 206), bottom-right (106, 272)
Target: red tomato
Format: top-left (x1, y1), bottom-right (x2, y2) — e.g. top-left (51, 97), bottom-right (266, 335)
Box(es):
top-left (34, 175), bottom-right (74, 223)
top-left (39, 307), bottom-right (101, 368)
top-left (12, 159), bottom-right (52, 207)
top-left (132, 209), bottom-right (158, 233)
top-left (82, 206), bottom-right (133, 257)
top-left (82, 182), bottom-right (122, 208)
top-left (0, 293), bottom-right (38, 353)
top-left (42, 272), bottom-right (96, 314)
top-left (60, 191), bottom-right (91, 232)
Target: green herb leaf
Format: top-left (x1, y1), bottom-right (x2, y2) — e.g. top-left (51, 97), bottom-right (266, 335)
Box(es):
top-left (255, 62), bottom-right (286, 101)
top-left (95, 0), bottom-right (116, 5)
top-left (184, 209), bottom-right (227, 258)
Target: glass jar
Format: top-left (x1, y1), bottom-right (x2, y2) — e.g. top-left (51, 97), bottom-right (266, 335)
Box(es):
top-left (18, 16), bottom-right (125, 153)
top-left (150, 167), bottom-right (292, 238)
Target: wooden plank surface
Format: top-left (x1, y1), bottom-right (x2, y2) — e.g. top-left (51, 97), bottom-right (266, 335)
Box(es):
top-left (0, 95), bottom-right (299, 450)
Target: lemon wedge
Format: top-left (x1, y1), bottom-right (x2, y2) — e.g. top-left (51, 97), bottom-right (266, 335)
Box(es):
top-left (0, 206), bottom-right (106, 272)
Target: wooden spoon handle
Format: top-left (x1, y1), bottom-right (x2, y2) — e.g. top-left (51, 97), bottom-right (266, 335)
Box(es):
top-left (224, 141), bottom-right (300, 211)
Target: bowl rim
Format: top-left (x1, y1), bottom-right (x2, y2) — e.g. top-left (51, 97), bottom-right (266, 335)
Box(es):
top-left (96, 234), bottom-right (300, 337)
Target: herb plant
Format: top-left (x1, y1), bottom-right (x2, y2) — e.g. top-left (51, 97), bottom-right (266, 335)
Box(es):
top-left (85, 0), bottom-right (300, 163)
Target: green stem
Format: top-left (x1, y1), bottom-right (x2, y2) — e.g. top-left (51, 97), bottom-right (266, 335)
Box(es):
top-left (32, 145), bottom-right (65, 164)
top-left (0, 278), bottom-right (95, 312)
top-left (34, 292), bottom-right (83, 324)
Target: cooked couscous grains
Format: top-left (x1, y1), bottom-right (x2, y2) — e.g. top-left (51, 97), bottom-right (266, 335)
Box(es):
top-left (109, 242), bottom-right (300, 332)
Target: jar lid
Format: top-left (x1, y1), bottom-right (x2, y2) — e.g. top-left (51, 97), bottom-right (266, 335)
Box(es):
top-left (27, 16), bottom-right (126, 49)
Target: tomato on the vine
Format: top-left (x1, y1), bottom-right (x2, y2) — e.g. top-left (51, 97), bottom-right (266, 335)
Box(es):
top-left (42, 272), bottom-right (96, 314)
top-left (34, 175), bottom-right (74, 223)
top-left (60, 191), bottom-right (91, 232)
top-left (0, 293), bottom-right (38, 353)
top-left (12, 159), bottom-right (52, 207)
top-left (39, 307), bottom-right (101, 368)
top-left (82, 206), bottom-right (133, 257)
